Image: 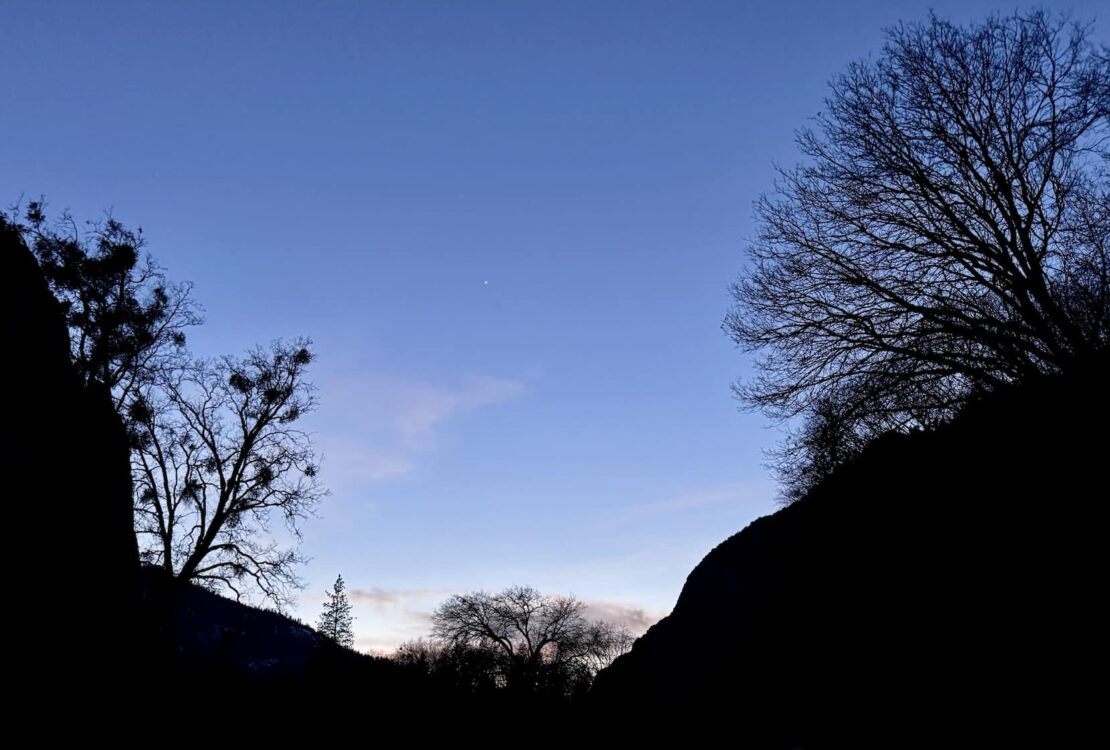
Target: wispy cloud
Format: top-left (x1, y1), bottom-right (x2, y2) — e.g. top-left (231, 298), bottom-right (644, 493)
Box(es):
top-left (347, 586), bottom-right (455, 610)
top-left (315, 445), bottom-right (414, 483)
top-left (391, 376), bottom-right (524, 452)
top-left (355, 635), bottom-right (413, 656)
top-left (344, 587), bottom-right (458, 654)
top-left (582, 600), bottom-right (663, 635)
top-left (626, 481), bottom-right (771, 519)
top-left (313, 373), bottom-right (524, 489)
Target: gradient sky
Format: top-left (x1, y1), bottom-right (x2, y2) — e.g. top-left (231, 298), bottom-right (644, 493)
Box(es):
top-left (6, 0), bottom-right (1105, 651)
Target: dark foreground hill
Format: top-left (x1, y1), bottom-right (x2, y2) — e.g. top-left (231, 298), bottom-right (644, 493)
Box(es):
top-left (3, 217), bottom-right (139, 709)
top-left (139, 566), bottom-right (432, 709)
top-left (143, 566), bottom-right (377, 679)
top-left (592, 356), bottom-right (1109, 745)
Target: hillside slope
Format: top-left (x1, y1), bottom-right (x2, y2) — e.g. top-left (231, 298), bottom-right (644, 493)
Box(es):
top-left (147, 568), bottom-right (362, 679)
top-left (140, 568), bottom-right (438, 715)
top-left (592, 358), bottom-right (1108, 745)
top-left (3, 218), bottom-right (140, 708)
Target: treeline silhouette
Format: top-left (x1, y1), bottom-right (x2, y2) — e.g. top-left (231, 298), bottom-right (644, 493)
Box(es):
top-left (397, 585), bottom-right (634, 701)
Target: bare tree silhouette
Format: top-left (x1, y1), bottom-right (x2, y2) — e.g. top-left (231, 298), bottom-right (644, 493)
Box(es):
top-left (725, 10), bottom-right (1109, 497)
top-left (130, 340), bottom-right (325, 606)
top-left (430, 585), bottom-right (633, 695)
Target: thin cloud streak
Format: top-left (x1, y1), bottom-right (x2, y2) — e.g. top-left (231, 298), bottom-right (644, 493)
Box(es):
top-left (313, 373), bottom-right (524, 490)
top-left (392, 375), bottom-right (524, 451)
top-left (625, 480), bottom-right (771, 519)
top-left (344, 587), bottom-right (457, 654)
top-left (347, 586), bottom-right (456, 610)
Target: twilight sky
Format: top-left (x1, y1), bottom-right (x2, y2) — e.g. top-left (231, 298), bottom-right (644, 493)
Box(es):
top-left (6, 0), bottom-right (1104, 651)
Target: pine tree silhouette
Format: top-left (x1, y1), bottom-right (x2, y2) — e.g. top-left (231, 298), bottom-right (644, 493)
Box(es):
top-left (317, 574), bottom-right (355, 648)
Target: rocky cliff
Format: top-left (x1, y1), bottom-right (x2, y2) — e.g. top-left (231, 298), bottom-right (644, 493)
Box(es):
top-left (2, 218), bottom-right (140, 705)
top-left (593, 357), bottom-right (1108, 745)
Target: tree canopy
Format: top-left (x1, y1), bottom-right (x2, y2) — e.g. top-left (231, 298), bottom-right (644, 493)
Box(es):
top-left (427, 585), bottom-right (633, 696)
top-left (725, 10), bottom-right (1109, 498)
top-left (130, 340), bottom-right (324, 605)
top-left (14, 200), bottom-right (201, 408)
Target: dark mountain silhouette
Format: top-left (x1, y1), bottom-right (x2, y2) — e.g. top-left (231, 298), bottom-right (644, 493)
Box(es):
top-left (2, 218), bottom-right (140, 706)
top-left (593, 356), bottom-right (1108, 745)
top-left (141, 566), bottom-right (415, 692)
top-left (148, 567), bottom-right (350, 676)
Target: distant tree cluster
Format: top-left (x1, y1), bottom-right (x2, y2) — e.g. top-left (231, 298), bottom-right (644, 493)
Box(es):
top-left (397, 585), bottom-right (634, 699)
top-left (726, 10), bottom-right (1109, 500)
top-left (6, 200), bottom-right (323, 606)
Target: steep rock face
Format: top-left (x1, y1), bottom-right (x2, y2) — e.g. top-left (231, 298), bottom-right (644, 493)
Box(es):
top-left (2, 220), bottom-right (139, 696)
top-left (593, 360), bottom-right (1108, 745)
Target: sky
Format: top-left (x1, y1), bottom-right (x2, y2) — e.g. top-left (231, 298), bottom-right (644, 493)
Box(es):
top-left (5, 0), bottom-right (1105, 651)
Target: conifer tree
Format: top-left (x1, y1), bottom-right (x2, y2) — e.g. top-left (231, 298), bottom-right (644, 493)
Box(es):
top-left (317, 574), bottom-right (355, 648)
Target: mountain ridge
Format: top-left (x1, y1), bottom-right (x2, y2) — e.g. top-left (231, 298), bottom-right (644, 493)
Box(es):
top-left (593, 356), bottom-right (1109, 745)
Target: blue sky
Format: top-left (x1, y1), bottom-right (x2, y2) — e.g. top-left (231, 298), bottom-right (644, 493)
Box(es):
top-left (6, 1), bottom-right (1104, 650)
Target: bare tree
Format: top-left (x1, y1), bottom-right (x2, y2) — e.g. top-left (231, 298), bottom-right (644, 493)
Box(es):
top-left (430, 585), bottom-right (633, 695)
top-left (7, 200), bottom-right (325, 605)
top-left (726, 10), bottom-right (1109, 495)
top-left (130, 339), bottom-right (325, 606)
top-left (577, 619), bottom-right (636, 674)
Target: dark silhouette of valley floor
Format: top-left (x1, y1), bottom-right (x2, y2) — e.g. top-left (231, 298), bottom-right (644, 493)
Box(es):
top-left (592, 353), bottom-right (1109, 745)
